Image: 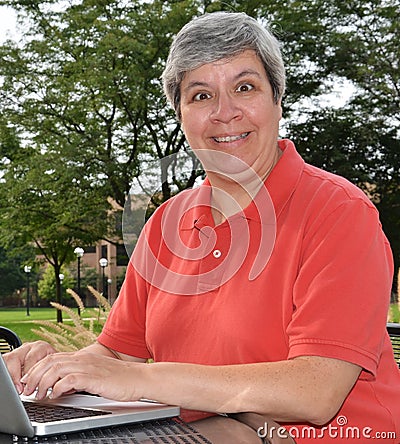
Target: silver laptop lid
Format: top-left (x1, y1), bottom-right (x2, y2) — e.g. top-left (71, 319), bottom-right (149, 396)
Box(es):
top-left (0, 353), bottom-right (34, 437)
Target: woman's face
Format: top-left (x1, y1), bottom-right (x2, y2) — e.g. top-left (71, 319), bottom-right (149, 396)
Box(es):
top-left (180, 50), bottom-right (282, 182)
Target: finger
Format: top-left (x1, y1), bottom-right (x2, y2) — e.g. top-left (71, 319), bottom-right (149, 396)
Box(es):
top-left (3, 349), bottom-right (27, 393)
top-left (50, 373), bottom-right (93, 399)
top-left (23, 354), bottom-right (92, 399)
top-left (23, 342), bottom-right (56, 375)
top-left (21, 353), bottom-right (65, 397)
top-left (5, 341), bottom-right (56, 394)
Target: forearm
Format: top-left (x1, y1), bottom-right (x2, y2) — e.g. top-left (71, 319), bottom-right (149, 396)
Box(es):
top-left (78, 341), bottom-right (147, 363)
top-left (140, 357), bottom-right (360, 426)
top-left (17, 342), bottom-right (360, 426)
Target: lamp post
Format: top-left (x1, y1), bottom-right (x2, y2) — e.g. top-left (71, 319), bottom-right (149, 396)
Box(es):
top-left (99, 258), bottom-right (108, 300)
top-left (24, 265), bottom-right (32, 316)
top-left (59, 273), bottom-right (65, 306)
top-left (107, 278), bottom-right (112, 304)
top-left (74, 247), bottom-right (84, 316)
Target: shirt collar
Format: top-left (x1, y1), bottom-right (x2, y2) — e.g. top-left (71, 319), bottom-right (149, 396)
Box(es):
top-left (265, 139), bottom-right (304, 218)
top-left (179, 180), bottom-right (213, 230)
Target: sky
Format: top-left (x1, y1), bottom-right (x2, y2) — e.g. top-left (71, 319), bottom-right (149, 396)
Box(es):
top-left (0, 6), bottom-right (18, 43)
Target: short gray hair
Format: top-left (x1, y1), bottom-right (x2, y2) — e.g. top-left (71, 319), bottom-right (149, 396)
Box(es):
top-left (162, 11), bottom-right (286, 119)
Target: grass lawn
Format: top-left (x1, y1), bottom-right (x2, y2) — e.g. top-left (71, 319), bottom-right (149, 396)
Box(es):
top-left (389, 303), bottom-right (400, 324)
top-left (0, 307), bottom-right (80, 343)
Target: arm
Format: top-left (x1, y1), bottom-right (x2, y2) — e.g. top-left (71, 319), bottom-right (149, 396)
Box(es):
top-left (78, 341), bottom-right (147, 363)
top-left (21, 351), bottom-right (360, 426)
top-left (139, 355), bottom-right (361, 426)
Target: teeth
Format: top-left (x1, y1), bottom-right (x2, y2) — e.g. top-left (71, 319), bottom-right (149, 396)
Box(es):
top-left (214, 132), bottom-right (249, 143)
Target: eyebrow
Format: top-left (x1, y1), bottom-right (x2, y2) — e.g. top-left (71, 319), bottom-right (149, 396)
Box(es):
top-left (183, 69), bottom-right (263, 94)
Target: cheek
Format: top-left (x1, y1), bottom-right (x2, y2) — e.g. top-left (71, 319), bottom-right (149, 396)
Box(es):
top-left (181, 112), bottom-right (205, 139)
top-left (249, 104), bottom-right (282, 129)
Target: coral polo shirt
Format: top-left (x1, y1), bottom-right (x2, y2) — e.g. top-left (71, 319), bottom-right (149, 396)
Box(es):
top-left (98, 139), bottom-right (400, 442)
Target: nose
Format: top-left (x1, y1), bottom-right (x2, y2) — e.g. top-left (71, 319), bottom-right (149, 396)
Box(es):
top-left (210, 92), bottom-right (242, 123)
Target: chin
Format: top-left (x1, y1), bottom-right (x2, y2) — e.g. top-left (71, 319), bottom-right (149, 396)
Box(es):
top-left (197, 149), bottom-right (248, 173)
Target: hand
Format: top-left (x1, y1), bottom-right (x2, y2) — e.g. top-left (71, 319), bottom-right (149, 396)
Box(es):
top-left (20, 351), bottom-right (145, 402)
top-left (3, 341), bottom-right (56, 394)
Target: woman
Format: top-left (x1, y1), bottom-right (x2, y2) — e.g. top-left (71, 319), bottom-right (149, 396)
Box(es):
top-left (6, 12), bottom-right (400, 443)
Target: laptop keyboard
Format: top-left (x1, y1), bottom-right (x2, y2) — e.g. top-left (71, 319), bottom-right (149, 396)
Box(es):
top-left (23, 401), bottom-right (110, 423)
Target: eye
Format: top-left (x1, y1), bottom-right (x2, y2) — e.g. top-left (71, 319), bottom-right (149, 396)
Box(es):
top-left (236, 83), bottom-right (254, 93)
top-left (193, 92), bottom-right (212, 101)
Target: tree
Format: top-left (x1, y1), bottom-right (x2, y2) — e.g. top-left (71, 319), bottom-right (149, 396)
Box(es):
top-left (278, 0), bottom-right (400, 284)
top-left (38, 265), bottom-right (74, 305)
top-left (0, 135), bottom-right (111, 320)
top-left (0, 0), bottom-right (201, 320)
top-left (0, 0), bottom-right (200, 207)
top-left (0, 247), bottom-right (26, 301)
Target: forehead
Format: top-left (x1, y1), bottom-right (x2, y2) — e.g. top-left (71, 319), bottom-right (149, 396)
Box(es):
top-left (181, 50), bottom-right (267, 89)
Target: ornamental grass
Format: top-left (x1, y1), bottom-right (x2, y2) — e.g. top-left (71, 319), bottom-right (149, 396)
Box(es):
top-left (31, 286), bottom-right (111, 352)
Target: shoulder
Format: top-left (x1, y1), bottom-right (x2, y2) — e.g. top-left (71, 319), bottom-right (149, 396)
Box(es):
top-left (273, 140), bottom-right (377, 219)
top-left (299, 162), bottom-right (377, 215)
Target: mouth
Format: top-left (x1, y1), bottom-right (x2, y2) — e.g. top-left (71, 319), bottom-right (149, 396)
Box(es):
top-left (212, 132), bottom-right (250, 143)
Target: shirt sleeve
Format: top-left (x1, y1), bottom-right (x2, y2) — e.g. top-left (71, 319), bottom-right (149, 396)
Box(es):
top-left (287, 196), bottom-right (393, 379)
top-left (98, 199), bottom-right (172, 359)
top-left (98, 241), bottom-right (153, 359)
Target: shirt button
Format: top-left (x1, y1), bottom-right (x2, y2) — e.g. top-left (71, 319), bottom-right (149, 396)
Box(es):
top-left (213, 249), bottom-right (222, 258)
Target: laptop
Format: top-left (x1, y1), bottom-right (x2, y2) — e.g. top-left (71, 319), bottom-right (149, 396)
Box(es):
top-left (0, 353), bottom-right (179, 438)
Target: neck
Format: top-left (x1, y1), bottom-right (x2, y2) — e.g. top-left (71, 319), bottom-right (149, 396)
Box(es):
top-left (209, 144), bottom-right (282, 225)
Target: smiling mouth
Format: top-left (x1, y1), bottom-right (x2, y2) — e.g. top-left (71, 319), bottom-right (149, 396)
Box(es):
top-left (213, 132), bottom-right (250, 143)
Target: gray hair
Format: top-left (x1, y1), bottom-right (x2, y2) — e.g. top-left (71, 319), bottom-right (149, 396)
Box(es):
top-left (162, 11), bottom-right (286, 119)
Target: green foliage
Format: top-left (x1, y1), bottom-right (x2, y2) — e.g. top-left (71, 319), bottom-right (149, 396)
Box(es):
top-left (0, 0), bottom-right (199, 210)
top-left (37, 265), bottom-right (74, 303)
top-left (0, 247), bottom-right (26, 298)
top-left (0, 0), bottom-right (202, 283)
top-left (282, 0), bottom-right (400, 280)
